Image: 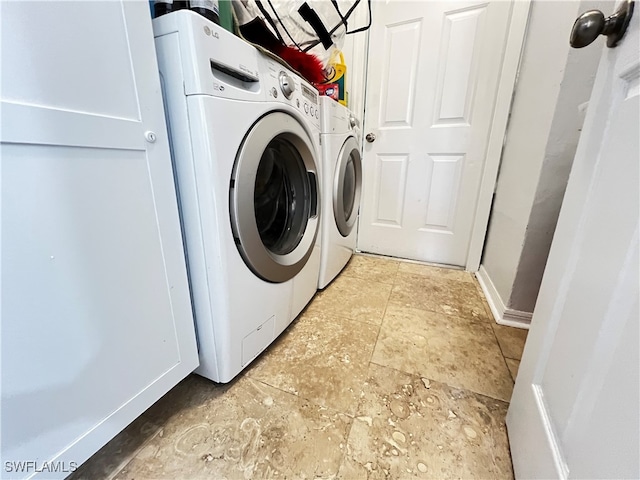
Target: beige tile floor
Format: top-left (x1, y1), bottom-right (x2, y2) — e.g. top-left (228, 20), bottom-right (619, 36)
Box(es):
top-left (71, 254), bottom-right (528, 480)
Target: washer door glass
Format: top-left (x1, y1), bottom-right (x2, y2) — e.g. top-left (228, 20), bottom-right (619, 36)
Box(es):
top-left (231, 112), bottom-right (319, 283)
top-left (334, 136), bottom-right (362, 237)
top-left (255, 137), bottom-right (310, 255)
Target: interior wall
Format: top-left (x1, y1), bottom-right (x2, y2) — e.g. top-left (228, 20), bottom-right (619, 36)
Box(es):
top-left (480, 0), bottom-right (606, 321)
top-left (509, 39), bottom-right (601, 312)
top-left (339, 1), bottom-right (370, 123)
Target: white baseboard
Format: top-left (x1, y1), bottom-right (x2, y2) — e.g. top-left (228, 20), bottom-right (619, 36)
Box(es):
top-left (502, 308), bottom-right (533, 328)
top-left (476, 266), bottom-right (531, 330)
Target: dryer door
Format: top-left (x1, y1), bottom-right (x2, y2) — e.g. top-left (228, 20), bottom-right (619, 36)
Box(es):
top-left (334, 136), bottom-right (362, 237)
top-left (231, 111), bottom-right (320, 283)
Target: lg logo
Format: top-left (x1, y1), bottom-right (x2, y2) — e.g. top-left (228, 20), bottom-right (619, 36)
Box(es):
top-left (203, 26), bottom-right (219, 39)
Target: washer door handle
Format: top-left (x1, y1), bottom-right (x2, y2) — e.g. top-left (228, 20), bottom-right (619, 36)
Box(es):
top-left (308, 171), bottom-right (318, 218)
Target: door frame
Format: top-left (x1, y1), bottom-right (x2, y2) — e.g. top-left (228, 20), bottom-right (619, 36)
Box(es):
top-left (353, 0), bottom-right (532, 271)
top-left (466, 0), bottom-right (532, 272)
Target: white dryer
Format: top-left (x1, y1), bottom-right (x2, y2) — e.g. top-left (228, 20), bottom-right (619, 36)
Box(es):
top-left (318, 97), bottom-right (362, 289)
top-left (153, 11), bottom-right (321, 383)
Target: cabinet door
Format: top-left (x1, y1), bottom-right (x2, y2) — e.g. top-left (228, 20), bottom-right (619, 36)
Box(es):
top-left (1, 2), bottom-right (198, 478)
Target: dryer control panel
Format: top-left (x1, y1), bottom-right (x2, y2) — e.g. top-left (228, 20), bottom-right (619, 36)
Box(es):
top-left (319, 96), bottom-right (359, 135)
top-left (262, 56), bottom-right (321, 131)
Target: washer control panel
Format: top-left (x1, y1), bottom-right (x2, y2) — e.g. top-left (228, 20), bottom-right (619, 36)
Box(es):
top-left (300, 82), bottom-right (319, 120)
top-left (263, 57), bottom-right (320, 131)
top-left (279, 71), bottom-right (295, 99)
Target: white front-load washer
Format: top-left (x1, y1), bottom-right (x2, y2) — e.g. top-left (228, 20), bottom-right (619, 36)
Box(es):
top-left (267, 61), bottom-right (322, 321)
top-left (318, 97), bottom-right (362, 289)
top-left (153, 10), bottom-right (321, 383)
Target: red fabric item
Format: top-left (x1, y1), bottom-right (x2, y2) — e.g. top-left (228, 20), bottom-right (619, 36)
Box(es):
top-left (274, 45), bottom-right (325, 84)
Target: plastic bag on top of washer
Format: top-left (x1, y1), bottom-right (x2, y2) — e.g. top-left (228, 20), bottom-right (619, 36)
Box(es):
top-left (232, 0), bottom-right (371, 68)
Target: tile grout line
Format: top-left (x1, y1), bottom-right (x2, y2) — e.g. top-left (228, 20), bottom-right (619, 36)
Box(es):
top-left (338, 271), bottom-right (396, 287)
top-left (250, 368), bottom-right (358, 477)
top-left (488, 322), bottom-right (517, 388)
top-left (365, 262), bottom-right (399, 366)
top-left (368, 260), bottom-right (514, 404)
top-left (368, 360), bottom-right (512, 406)
top-left (107, 421), bottom-right (166, 480)
top-left (331, 263), bottom-right (401, 478)
top-left (244, 313), bottom-right (377, 417)
top-left (472, 275), bottom-right (524, 379)
top-left (228, 374), bottom-right (358, 478)
top-left (392, 272), bottom-right (494, 326)
top-left (248, 376), bottom-right (333, 412)
top-left (385, 298), bottom-right (494, 329)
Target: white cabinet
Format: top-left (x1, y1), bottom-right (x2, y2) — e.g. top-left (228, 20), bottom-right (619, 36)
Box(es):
top-left (1, 3), bottom-right (199, 478)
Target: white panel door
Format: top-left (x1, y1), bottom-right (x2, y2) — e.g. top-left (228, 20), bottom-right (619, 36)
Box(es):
top-left (1, 2), bottom-right (198, 478)
top-left (358, 1), bottom-right (512, 266)
top-left (507, 5), bottom-right (639, 478)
